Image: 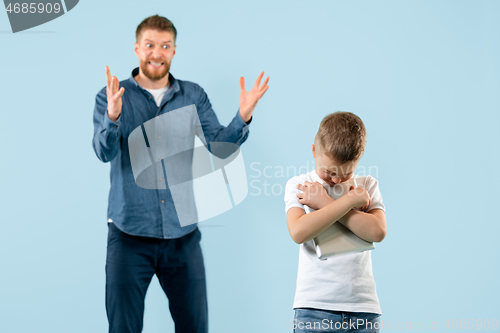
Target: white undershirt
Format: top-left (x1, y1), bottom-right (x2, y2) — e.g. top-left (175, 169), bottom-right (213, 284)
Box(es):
top-left (144, 82), bottom-right (170, 107)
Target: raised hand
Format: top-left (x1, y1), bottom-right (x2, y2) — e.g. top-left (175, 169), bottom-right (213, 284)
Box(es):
top-left (238, 72), bottom-right (270, 123)
top-left (106, 65), bottom-right (125, 122)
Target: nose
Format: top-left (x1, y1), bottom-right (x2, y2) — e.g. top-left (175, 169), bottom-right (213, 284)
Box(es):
top-left (151, 46), bottom-right (162, 59)
top-left (330, 176), bottom-right (340, 184)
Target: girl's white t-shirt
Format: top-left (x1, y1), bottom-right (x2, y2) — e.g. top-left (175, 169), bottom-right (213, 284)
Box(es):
top-left (284, 170), bottom-right (385, 314)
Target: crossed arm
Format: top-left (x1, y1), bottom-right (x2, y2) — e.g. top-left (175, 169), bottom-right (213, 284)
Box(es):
top-left (286, 183), bottom-right (387, 244)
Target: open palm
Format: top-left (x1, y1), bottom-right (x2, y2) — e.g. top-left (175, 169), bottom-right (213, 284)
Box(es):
top-left (239, 72), bottom-right (270, 122)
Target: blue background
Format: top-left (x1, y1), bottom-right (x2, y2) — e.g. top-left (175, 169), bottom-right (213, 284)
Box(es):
top-left (1, 0), bottom-right (499, 332)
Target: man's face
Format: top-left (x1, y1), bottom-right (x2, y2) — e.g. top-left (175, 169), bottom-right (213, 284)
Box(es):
top-left (135, 29), bottom-right (176, 81)
top-left (312, 144), bottom-right (358, 186)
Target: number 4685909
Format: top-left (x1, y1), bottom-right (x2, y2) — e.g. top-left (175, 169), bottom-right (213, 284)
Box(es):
top-left (444, 319), bottom-right (498, 329)
top-left (5, 2), bottom-right (61, 14)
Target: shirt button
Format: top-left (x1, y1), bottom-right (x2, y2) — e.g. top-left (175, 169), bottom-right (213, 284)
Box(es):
top-left (159, 178), bottom-right (163, 181)
top-left (114, 125), bottom-right (117, 128)
top-left (158, 157), bottom-right (161, 160)
top-left (157, 136), bottom-right (160, 139)
top-left (149, 96), bottom-right (152, 99)
top-left (161, 200), bottom-right (164, 203)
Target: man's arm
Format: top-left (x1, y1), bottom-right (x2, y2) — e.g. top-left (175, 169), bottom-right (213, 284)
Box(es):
top-left (195, 73), bottom-right (268, 148)
top-left (92, 66), bottom-right (126, 163)
top-left (195, 86), bottom-right (251, 148)
top-left (286, 195), bottom-right (354, 244)
top-left (92, 87), bottom-right (122, 163)
top-left (338, 208), bottom-right (387, 243)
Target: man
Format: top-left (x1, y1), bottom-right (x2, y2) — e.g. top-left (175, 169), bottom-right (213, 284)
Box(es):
top-left (92, 14), bottom-right (269, 333)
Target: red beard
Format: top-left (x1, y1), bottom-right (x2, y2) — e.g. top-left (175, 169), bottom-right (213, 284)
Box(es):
top-left (140, 59), bottom-right (170, 81)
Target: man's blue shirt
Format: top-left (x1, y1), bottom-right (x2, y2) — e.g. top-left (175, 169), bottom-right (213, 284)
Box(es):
top-left (92, 67), bottom-right (251, 239)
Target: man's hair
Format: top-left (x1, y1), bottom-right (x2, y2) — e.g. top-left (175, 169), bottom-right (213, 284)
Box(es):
top-left (314, 111), bottom-right (366, 164)
top-left (136, 14), bottom-right (177, 43)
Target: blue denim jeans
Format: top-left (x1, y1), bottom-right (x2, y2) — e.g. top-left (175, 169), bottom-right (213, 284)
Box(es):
top-left (105, 222), bottom-right (208, 333)
top-left (292, 308), bottom-right (381, 332)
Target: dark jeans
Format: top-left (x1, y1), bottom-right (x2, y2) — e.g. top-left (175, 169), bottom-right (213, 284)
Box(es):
top-left (105, 222), bottom-right (208, 333)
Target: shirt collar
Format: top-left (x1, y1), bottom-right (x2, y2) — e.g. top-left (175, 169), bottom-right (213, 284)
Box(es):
top-left (128, 67), bottom-right (180, 93)
top-left (311, 169), bottom-right (325, 184)
top-left (312, 169), bottom-right (360, 189)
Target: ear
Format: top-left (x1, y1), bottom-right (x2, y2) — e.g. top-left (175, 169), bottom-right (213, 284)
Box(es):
top-left (312, 144), bottom-right (316, 158)
top-left (134, 42), bottom-right (139, 58)
top-left (173, 44), bottom-right (176, 56)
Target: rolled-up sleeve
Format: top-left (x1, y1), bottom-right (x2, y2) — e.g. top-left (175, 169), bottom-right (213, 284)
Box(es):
top-left (92, 87), bottom-right (122, 163)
